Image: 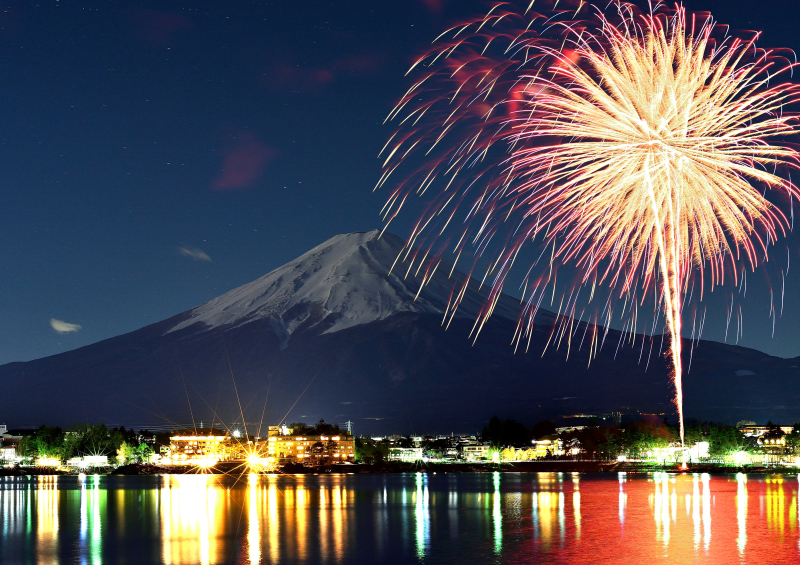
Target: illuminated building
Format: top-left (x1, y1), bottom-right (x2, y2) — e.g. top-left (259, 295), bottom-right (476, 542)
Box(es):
top-left (169, 428), bottom-right (229, 464)
top-left (0, 446), bottom-right (15, 462)
top-left (688, 441), bottom-right (710, 460)
top-left (532, 437), bottom-right (564, 458)
top-left (268, 424), bottom-right (290, 437)
top-left (0, 424), bottom-right (21, 463)
top-left (759, 436), bottom-right (787, 464)
top-left (66, 455), bottom-right (109, 468)
top-left (739, 425), bottom-right (793, 437)
top-left (460, 443), bottom-right (490, 462)
top-left (266, 434), bottom-right (355, 464)
top-left (388, 447), bottom-right (423, 462)
top-left (426, 447), bottom-right (459, 461)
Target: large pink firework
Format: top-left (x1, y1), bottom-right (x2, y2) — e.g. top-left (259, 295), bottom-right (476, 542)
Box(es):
top-left (379, 0), bottom-right (800, 445)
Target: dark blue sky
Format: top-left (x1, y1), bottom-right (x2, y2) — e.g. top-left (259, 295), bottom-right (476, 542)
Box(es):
top-left (2, 0), bottom-right (800, 365)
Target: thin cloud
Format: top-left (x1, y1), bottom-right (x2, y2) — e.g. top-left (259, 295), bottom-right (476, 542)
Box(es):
top-left (419, 0), bottom-right (448, 14)
top-left (50, 318), bottom-right (82, 334)
top-left (178, 246), bottom-right (212, 262)
top-left (263, 63), bottom-right (334, 93)
top-left (212, 131), bottom-right (275, 190)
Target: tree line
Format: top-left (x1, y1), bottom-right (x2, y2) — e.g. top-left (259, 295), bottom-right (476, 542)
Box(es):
top-left (13, 424), bottom-right (166, 466)
top-left (481, 416), bottom-right (800, 460)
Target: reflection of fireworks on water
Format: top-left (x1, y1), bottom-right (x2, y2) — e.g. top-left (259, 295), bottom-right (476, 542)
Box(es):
top-left (379, 0), bottom-right (800, 445)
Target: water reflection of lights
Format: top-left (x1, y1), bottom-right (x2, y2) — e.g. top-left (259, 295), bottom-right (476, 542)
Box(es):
top-left (492, 472), bottom-right (502, 555)
top-left (766, 476), bottom-right (786, 533)
top-left (415, 473), bottom-right (430, 558)
top-left (0, 478), bottom-right (26, 540)
top-left (649, 473), bottom-right (717, 554)
top-left (533, 478), bottom-right (562, 549)
top-left (320, 485), bottom-right (330, 560)
top-left (619, 472), bottom-right (627, 527)
top-left (332, 482), bottom-right (347, 560)
top-left (692, 474), bottom-right (701, 550)
top-left (267, 480), bottom-right (279, 564)
top-left (792, 480), bottom-right (799, 533)
top-left (265, 477), bottom-right (351, 564)
top-left (79, 474), bottom-right (103, 565)
top-left (737, 473), bottom-right (747, 555)
top-left (247, 474), bottom-right (261, 565)
top-left (38, 475), bottom-right (60, 562)
top-left (653, 473), bottom-right (671, 545)
top-left (160, 475), bottom-right (219, 565)
top-left (447, 478), bottom-right (458, 543)
top-left (702, 474), bottom-right (711, 551)
top-left (572, 474), bottom-right (581, 539)
top-left (296, 482), bottom-right (308, 562)
top-left (7, 472), bottom-right (800, 563)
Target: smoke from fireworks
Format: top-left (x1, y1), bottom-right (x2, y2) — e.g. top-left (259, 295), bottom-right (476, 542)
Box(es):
top-left (379, 0), bottom-right (800, 445)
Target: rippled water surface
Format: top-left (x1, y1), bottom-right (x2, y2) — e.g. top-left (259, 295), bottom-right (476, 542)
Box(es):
top-left (2, 472), bottom-right (800, 564)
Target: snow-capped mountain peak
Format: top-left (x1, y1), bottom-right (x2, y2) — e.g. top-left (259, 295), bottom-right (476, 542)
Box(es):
top-left (166, 230), bottom-right (522, 344)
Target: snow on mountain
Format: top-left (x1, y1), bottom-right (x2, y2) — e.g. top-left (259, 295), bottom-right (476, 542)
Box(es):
top-left (167, 230), bottom-right (528, 344)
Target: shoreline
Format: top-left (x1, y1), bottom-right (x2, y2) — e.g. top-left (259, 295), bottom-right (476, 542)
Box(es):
top-left (2, 460), bottom-right (796, 477)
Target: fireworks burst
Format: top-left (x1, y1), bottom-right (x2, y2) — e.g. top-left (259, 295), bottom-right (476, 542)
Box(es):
top-left (379, 0), bottom-right (800, 445)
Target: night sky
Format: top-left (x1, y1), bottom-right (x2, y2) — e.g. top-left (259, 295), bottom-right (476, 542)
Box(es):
top-left (3, 0), bottom-right (800, 365)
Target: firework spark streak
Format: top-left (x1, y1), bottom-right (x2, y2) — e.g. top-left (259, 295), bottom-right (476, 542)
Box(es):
top-left (379, 0), bottom-right (800, 446)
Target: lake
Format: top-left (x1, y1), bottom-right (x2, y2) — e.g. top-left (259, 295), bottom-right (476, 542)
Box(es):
top-left (1, 471), bottom-right (799, 564)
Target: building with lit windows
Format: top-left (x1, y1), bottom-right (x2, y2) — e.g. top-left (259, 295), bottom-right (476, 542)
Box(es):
top-left (759, 435), bottom-right (788, 463)
top-left (460, 443), bottom-right (490, 461)
top-left (532, 437), bottom-right (564, 458)
top-left (0, 424), bottom-right (19, 463)
top-left (388, 447), bottom-right (423, 462)
top-left (0, 445), bottom-right (15, 462)
top-left (168, 428), bottom-right (230, 463)
top-left (267, 434), bottom-right (355, 464)
top-left (739, 424), bottom-right (793, 437)
top-left (66, 455), bottom-right (109, 468)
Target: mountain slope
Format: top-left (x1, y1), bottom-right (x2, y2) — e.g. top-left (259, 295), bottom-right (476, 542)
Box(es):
top-left (166, 231), bottom-right (533, 342)
top-left (1, 230), bottom-right (798, 432)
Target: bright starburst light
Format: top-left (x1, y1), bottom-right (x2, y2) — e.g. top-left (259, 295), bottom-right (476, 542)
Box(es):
top-left (379, 0), bottom-right (800, 446)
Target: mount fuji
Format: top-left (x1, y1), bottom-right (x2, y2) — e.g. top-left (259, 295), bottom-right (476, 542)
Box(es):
top-left (164, 230), bottom-right (531, 345)
top-left (2, 230), bottom-right (799, 433)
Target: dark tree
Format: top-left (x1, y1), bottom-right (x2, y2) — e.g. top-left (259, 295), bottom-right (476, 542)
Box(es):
top-left (289, 420), bottom-right (343, 436)
top-left (354, 437), bottom-right (388, 463)
top-left (764, 421), bottom-right (784, 439)
top-left (31, 425), bottom-right (65, 459)
top-left (481, 417), bottom-right (533, 447)
top-left (531, 420), bottom-right (557, 439)
top-left (288, 422), bottom-right (315, 435)
top-left (112, 426), bottom-right (138, 445)
top-left (154, 431), bottom-right (173, 450)
top-left (562, 426), bottom-right (610, 460)
top-left (313, 419), bottom-right (343, 436)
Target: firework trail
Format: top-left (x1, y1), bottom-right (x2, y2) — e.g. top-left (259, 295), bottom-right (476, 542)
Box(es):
top-left (379, 0), bottom-right (800, 446)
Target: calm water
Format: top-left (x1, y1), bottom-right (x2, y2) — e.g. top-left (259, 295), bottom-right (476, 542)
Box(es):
top-left (1, 471), bottom-right (799, 564)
